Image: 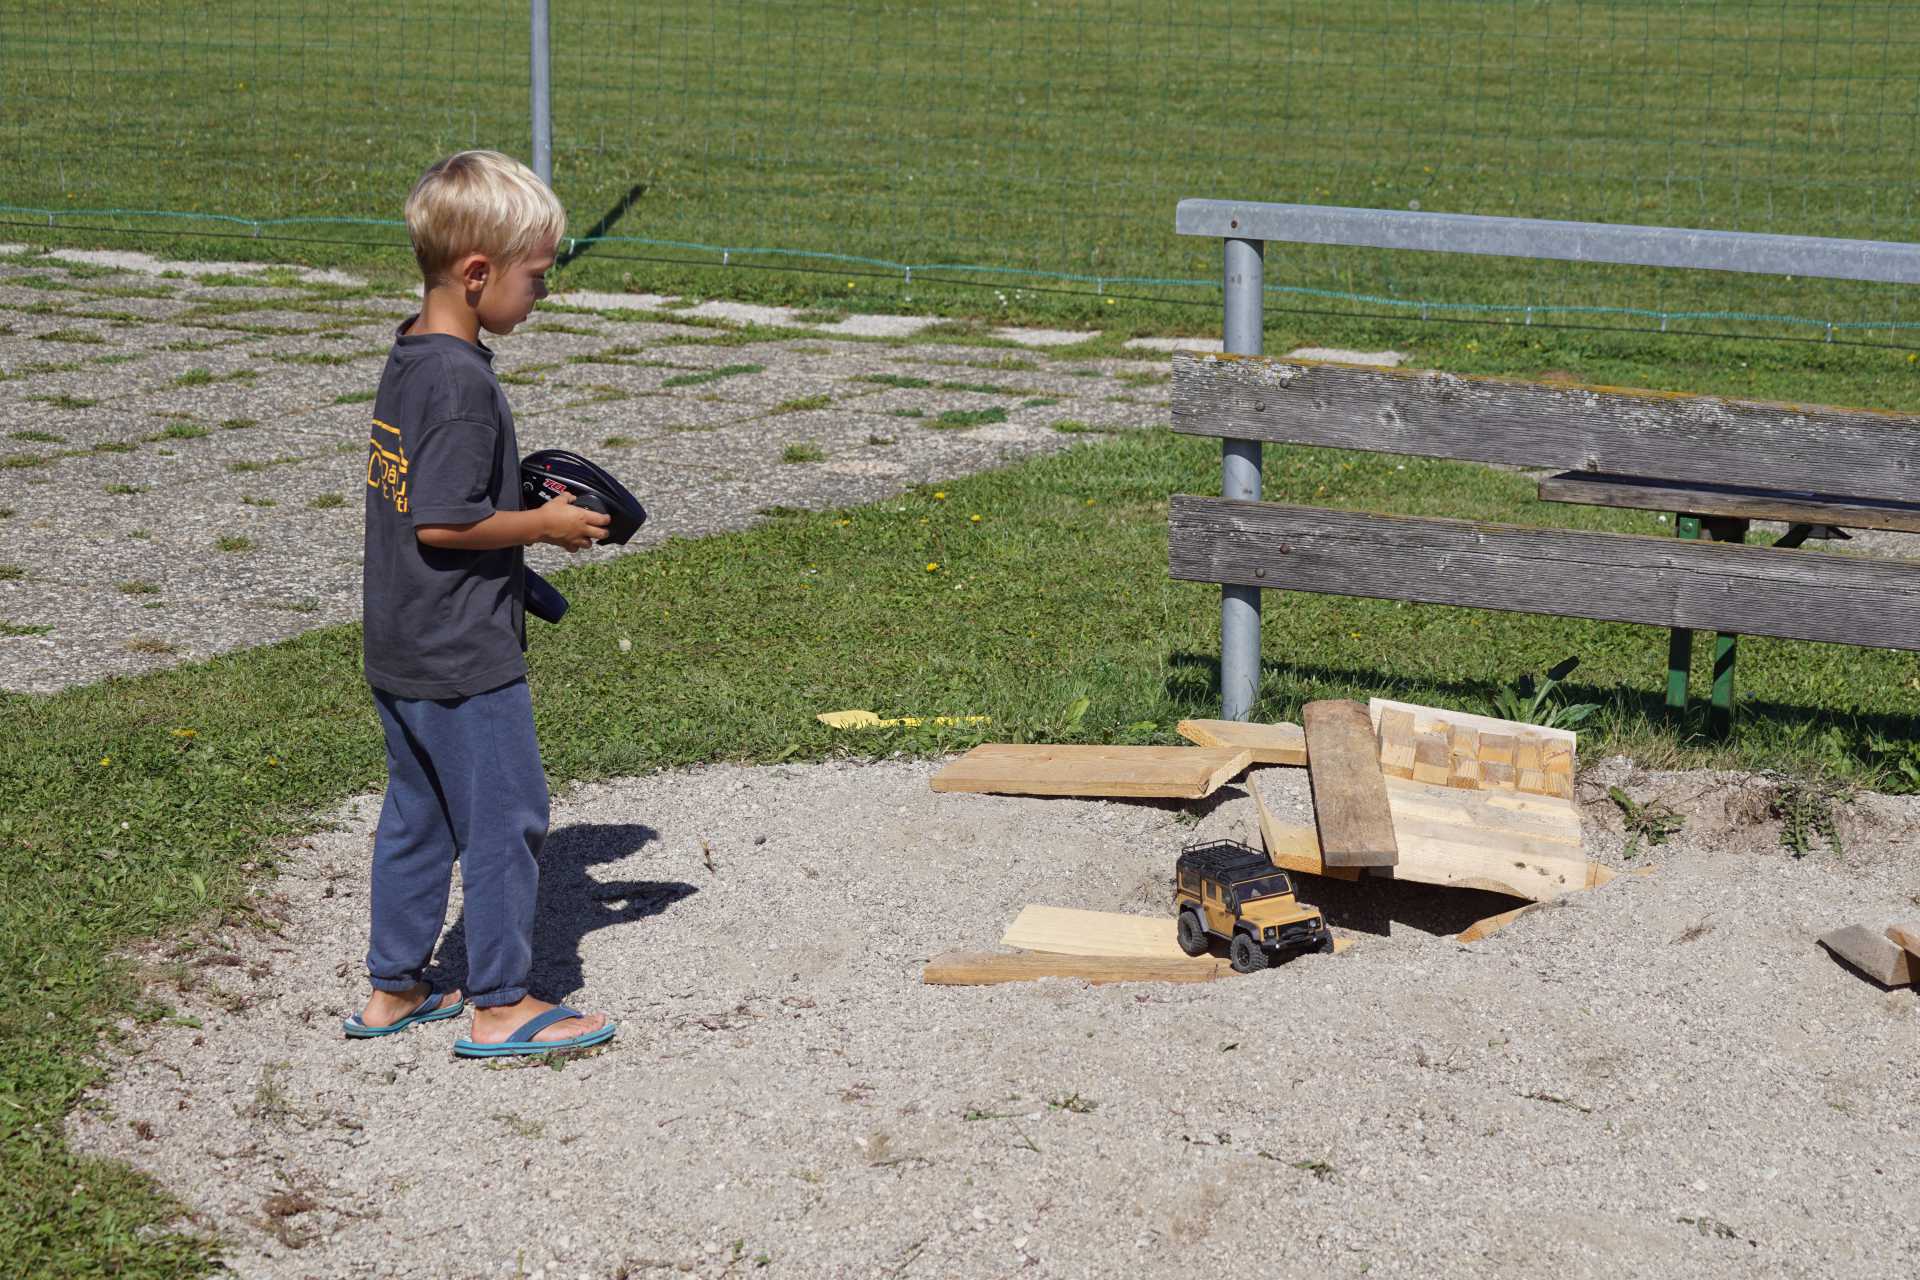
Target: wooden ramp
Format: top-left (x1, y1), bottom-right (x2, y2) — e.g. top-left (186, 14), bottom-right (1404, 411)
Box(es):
top-left (1175, 718), bottom-right (1307, 766)
top-left (1250, 770), bottom-right (1602, 903)
top-left (924, 951), bottom-right (1233, 986)
top-left (930, 744), bottom-right (1251, 799)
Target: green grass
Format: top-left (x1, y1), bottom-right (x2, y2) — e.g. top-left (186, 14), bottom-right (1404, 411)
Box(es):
top-left (24, 395), bottom-right (95, 410)
top-left (780, 442), bottom-right (826, 463)
top-left (0, 421), bottom-right (1917, 1273)
top-left (933, 407), bottom-right (1008, 428)
top-left (0, 622), bottom-right (51, 637)
top-left (773, 394), bottom-right (831, 414)
top-left (5, 3), bottom-right (1918, 346)
top-left (213, 535), bottom-right (252, 552)
top-left (307, 493), bottom-right (347, 510)
top-left (7, 430), bottom-right (64, 444)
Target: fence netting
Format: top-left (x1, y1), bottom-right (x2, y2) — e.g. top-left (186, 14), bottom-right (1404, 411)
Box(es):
top-left (4, 2), bottom-right (1917, 335)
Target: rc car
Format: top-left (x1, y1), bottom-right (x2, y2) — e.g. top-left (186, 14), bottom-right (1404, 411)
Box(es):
top-left (1174, 839), bottom-right (1335, 972)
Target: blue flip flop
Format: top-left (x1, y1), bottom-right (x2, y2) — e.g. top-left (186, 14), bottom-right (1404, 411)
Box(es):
top-left (452, 1005), bottom-right (617, 1059)
top-left (342, 990), bottom-right (465, 1039)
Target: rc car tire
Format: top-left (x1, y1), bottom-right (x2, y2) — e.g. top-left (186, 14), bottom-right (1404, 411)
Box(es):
top-left (1314, 930), bottom-right (1337, 955)
top-left (1176, 909), bottom-right (1210, 957)
top-left (1229, 931), bottom-right (1268, 974)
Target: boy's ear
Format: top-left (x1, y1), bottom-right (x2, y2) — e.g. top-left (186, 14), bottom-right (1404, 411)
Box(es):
top-left (456, 252), bottom-right (492, 294)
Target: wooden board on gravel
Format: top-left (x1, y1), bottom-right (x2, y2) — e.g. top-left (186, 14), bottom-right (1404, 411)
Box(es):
top-left (1368, 698), bottom-right (1577, 799)
top-left (922, 951), bottom-right (1233, 985)
top-left (1175, 718), bottom-right (1307, 765)
top-left (1819, 924), bottom-right (1918, 986)
top-left (999, 905), bottom-right (1192, 958)
top-left (1301, 699), bottom-right (1399, 867)
top-left (930, 744), bottom-right (1251, 798)
top-left (1250, 770), bottom-right (1605, 903)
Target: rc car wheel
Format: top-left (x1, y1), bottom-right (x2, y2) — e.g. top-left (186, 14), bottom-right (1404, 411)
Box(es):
top-left (1314, 930), bottom-right (1337, 955)
top-left (1176, 909), bottom-right (1210, 957)
top-left (1229, 931), bottom-right (1268, 973)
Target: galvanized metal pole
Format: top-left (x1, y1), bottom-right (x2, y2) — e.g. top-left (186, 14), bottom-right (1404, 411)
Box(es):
top-left (1219, 236), bottom-right (1264, 720)
top-left (530, 0), bottom-right (553, 186)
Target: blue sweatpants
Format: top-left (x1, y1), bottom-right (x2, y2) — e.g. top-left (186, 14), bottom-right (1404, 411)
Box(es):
top-left (367, 677), bottom-right (548, 1008)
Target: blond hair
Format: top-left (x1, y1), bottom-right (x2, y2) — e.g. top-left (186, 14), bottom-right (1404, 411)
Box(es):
top-left (405, 150), bottom-right (566, 285)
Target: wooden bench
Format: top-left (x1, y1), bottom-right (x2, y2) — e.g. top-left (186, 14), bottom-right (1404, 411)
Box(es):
top-left (1169, 201), bottom-right (1920, 731)
top-left (1167, 353), bottom-right (1920, 730)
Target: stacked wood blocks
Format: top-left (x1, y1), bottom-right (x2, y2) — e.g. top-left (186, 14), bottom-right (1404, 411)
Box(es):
top-left (1371, 699), bottom-right (1575, 800)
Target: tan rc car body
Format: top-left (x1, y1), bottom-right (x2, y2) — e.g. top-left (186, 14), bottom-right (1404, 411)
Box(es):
top-left (1174, 840), bottom-right (1335, 973)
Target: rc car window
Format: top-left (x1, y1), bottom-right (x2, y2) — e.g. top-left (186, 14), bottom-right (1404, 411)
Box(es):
top-left (1232, 874), bottom-right (1295, 901)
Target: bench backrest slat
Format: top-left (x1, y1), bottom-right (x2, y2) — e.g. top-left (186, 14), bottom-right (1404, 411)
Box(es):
top-left (1171, 352), bottom-right (1920, 507)
top-left (1169, 496), bottom-right (1920, 652)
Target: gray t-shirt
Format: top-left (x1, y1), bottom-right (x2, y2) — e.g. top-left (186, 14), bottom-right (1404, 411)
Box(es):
top-left (361, 319), bottom-right (527, 699)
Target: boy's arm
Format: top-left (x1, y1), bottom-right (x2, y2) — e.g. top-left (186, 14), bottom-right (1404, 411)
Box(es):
top-left (418, 492), bottom-right (609, 551)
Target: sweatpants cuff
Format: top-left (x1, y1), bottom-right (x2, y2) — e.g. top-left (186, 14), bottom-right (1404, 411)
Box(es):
top-left (469, 986), bottom-right (528, 1009)
top-left (368, 973), bottom-right (425, 994)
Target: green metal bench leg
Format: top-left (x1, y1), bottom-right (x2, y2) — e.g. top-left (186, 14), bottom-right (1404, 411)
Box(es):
top-left (1703, 517), bottom-right (1749, 736)
top-left (1665, 515), bottom-right (1701, 712)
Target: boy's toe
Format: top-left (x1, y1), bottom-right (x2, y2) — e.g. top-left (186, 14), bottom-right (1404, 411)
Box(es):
top-left (534, 1011), bottom-right (607, 1043)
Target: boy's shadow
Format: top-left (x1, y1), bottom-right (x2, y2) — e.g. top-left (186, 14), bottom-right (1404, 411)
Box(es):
top-left (431, 823), bottom-right (696, 1004)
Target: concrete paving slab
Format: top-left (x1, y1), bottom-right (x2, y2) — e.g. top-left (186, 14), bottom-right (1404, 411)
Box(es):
top-left (1123, 335), bottom-right (1224, 352)
top-left (991, 326), bottom-right (1098, 347)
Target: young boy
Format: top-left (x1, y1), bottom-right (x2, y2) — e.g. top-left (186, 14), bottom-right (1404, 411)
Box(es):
top-left (346, 150), bottom-right (615, 1057)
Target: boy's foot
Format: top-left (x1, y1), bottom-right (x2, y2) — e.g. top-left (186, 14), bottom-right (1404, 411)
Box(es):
top-left (465, 997), bottom-right (609, 1047)
top-left (358, 982), bottom-right (463, 1029)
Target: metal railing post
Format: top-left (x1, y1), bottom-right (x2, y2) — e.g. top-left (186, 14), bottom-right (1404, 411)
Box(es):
top-left (1219, 236), bottom-right (1265, 720)
top-left (530, 0), bottom-right (553, 186)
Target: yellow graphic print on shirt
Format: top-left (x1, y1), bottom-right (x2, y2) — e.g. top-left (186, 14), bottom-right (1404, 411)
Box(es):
top-left (367, 418), bottom-right (409, 514)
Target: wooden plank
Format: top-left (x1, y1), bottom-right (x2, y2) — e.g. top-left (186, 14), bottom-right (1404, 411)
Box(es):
top-left (1168, 497), bottom-right (1920, 652)
top-left (1479, 733), bottom-right (1517, 766)
top-left (923, 950), bottom-right (1233, 986)
top-left (1000, 906), bottom-right (1191, 959)
top-left (1376, 707), bottom-right (1417, 779)
top-left (1382, 776), bottom-right (1581, 845)
top-left (1170, 352), bottom-right (1920, 507)
top-left (1512, 738), bottom-right (1544, 773)
top-left (1249, 772), bottom-right (1364, 881)
top-left (1819, 924), bottom-right (1919, 986)
top-left (1456, 902), bottom-right (1547, 944)
top-left (1302, 700), bottom-right (1399, 867)
top-left (1368, 698), bottom-right (1577, 756)
top-left (1379, 810), bottom-right (1602, 900)
top-left (1412, 732), bottom-right (1453, 786)
top-left (1539, 471), bottom-right (1920, 535)
top-left (1258, 772), bottom-right (1592, 902)
top-left (1887, 921), bottom-right (1920, 957)
top-left (1479, 761), bottom-right (1517, 790)
top-left (930, 744), bottom-right (1252, 798)
top-left (1176, 718), bottom-right (1307, 766)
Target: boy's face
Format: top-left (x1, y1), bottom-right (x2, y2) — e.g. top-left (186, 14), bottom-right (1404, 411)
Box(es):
top-left (473, 237), bottom-right (557, 337)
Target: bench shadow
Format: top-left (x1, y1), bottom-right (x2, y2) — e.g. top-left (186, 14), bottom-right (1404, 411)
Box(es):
top-left (430, 821), bottom-right (696, 1005)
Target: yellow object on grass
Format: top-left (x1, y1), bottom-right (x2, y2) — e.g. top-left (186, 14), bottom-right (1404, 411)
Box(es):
top-left (816, 709), bottom-right (992, 730)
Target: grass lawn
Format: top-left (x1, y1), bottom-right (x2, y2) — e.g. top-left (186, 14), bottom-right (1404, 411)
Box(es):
top-left (3, 414), bottom-right (1916, 1274)
top-left (4, 3), bottom-right (1919, 339)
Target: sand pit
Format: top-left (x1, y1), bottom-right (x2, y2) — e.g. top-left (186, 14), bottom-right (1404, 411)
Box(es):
top-left (70, 756), bottom-right (1920, 1278)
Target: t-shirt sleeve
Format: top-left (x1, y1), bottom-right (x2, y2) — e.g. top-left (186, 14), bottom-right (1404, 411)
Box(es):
top-left (406, 417), bottom-right (499, 525)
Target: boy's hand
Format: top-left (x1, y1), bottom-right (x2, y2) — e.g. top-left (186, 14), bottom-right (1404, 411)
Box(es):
top-left (535, 492), bottom-right (611, 551)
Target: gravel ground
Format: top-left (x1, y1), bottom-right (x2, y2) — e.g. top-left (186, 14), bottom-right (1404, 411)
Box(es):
top-left (0, 251), bottom-right (1176, 694)
top-left (68, 755), bottom-right (1920, 1279)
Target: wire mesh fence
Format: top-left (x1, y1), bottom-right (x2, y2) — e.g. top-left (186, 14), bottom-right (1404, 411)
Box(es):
top-left (4, 2), bottom-right (1919, 334)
